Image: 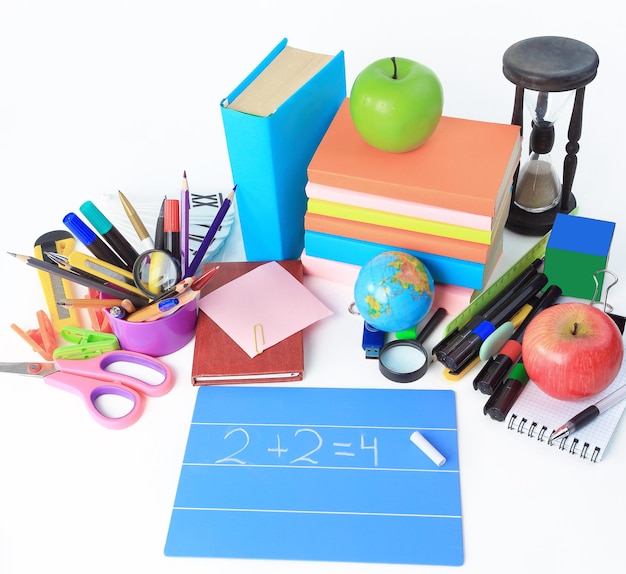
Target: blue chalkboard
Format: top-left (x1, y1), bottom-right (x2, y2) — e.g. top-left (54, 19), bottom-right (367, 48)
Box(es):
top-left (165, 386), bottom-right (463, 566)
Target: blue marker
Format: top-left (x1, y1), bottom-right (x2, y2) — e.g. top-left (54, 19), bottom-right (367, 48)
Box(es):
top-left (63, 212), bottom-right (127, 269)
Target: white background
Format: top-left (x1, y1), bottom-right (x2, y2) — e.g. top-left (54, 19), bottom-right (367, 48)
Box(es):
top-left (1, 1), bottom-right (626, 573)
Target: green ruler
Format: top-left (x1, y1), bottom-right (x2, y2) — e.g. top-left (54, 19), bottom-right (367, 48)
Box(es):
top-left (443, 232), bottom-right (551, 336)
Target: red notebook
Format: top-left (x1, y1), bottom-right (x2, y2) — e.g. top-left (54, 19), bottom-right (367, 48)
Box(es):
top-left (191, 260), bottom-right (304, 385)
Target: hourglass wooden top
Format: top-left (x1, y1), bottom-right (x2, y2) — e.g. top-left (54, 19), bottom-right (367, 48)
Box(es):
top-left (503, 36), bottom-right (599, 92)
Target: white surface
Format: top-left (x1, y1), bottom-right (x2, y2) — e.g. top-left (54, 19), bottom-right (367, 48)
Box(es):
top-left (2, 2), bottom-right (626, 573)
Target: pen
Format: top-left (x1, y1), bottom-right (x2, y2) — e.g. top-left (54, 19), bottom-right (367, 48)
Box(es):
top-left (8, 252), bottom-right (150, 307)
top-left (186, 185), bottom-right (236, 277)
top-left (180, 171), bottom-right (190, 275)
top-left (548, 384), bottom-right (626, 444)
top-left (118, 190), bottom-right (154, 251)
top-left (164, 198), bottom-right (180, 265)
top-left (473, 284), bottom-right (562, 394)
top-left (80, 200), bottom-right (140, 270)
top-left (154, 196), bottom-right (166, 251)
top-left (63, 212), bottom-right (128, 269)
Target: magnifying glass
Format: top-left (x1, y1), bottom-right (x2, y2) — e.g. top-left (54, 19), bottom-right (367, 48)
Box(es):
top-left (379, 307), bottom-right (447, 383)
top-left (132, 249), bottom-right (182, 298)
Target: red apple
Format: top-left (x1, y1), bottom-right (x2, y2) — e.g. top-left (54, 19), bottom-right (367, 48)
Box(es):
top-left (522, 302), bottom-right (624, 400)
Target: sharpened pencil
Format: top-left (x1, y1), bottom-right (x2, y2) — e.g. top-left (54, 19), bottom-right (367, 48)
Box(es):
top-left (8, 252), bottom-right (150, 307)
top-left (57, 298), bottom-right (126, 309)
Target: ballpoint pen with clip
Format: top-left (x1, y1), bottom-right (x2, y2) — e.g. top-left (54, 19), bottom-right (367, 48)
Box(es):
top-left (548, 384), bottom-right (626, 444)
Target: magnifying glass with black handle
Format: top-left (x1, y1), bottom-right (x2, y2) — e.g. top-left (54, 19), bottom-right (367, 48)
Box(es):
top-left (379, 307), bottom-right (447, 383)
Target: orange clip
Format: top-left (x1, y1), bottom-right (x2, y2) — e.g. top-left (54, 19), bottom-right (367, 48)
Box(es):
top-left (86, 306), bottom-right (113, 333)
top-left (10, 310), bottom-right (58, 360)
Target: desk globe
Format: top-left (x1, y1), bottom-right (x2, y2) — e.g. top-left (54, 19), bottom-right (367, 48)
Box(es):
top-left (353, 251), bottom-right (434, 333)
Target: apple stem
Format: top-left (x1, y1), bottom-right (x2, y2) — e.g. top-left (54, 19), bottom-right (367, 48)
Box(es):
top-left (391, 57), bottom-right (398, 80)
top-left (572, 322), bottom-right (579, 335)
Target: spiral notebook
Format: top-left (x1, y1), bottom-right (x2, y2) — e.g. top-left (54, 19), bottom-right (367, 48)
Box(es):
top-left (505, 357), bottom-right (626, 463)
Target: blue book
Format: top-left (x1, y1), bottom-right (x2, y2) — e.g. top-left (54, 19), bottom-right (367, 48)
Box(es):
top-left (304, 230), bottom-right (502, 290)
top-left (220, 39), bottom-right (346, 261)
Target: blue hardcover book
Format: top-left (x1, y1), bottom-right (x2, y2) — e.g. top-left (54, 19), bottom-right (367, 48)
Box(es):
top-left (220, 39), bottom-right (346, 261)
top-left (304, 230), bottom-right (502, 290)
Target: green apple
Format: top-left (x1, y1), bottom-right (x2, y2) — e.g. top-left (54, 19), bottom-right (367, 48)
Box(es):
top-left (349, 57), bottom-right (444, 153)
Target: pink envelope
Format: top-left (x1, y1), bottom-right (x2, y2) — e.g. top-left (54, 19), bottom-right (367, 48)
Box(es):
top-left (198, 261), bottom-right (333, 357)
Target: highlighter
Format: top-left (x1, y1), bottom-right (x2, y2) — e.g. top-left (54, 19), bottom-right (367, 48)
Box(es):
top-left (473, 284), bottom-right (562, 394)
top-left (80, 200), bottom-right (139, 270)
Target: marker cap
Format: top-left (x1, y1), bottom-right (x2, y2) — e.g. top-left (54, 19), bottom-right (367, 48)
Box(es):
top-left (80, 200), bottom-right (113, 234)
top-left (63, 212), bottom-right (97, 245)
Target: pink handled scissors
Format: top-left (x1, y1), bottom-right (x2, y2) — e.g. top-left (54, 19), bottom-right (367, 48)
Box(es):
top-left (0, 350), bottom-right (173, 429)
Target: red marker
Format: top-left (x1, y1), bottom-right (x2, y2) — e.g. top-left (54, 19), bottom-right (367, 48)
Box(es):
top-left (164, 199), bottom-right (180, 266)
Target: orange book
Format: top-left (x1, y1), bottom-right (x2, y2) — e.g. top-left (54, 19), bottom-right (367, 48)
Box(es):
top-left (307, 98), bottom-right (521, 218)
top-left (304, 212), bottom-right (502, 264)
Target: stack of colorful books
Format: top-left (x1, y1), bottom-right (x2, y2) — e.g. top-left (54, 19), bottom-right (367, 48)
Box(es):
top-left (302, 98), bottom-right (522, 292)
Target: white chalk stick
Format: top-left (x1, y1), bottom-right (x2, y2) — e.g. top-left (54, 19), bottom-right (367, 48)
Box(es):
top-left (410, 430), bottom-right (446, 467)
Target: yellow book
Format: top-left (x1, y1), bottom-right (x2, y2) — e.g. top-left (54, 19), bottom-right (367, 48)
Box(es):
top-left (306, 196), bottom-right (509, 245)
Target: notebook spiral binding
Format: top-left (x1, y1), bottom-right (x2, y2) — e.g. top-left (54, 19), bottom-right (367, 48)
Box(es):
top-left (507, 413), bottom-right (602, 463)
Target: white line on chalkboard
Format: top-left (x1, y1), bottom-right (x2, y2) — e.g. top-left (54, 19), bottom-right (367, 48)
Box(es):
top-left (182, 462), bottom-right (458, 473)
top-left (172, 506), bottom-right (462, 519)
top-left (193, 422), bottom-right (457, 431)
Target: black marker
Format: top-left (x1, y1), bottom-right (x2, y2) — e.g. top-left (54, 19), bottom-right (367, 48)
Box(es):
top-left (80, 200), bottom-right (139, 270)
top-left (434, 258), bottom-right (543, 365)
top-left (438, 272), bottom-right (548, 373)
top-left (473, 284), bottom-right (562, 394)
top-left (483, 361), bottom-right (529, 421)
top-left (154, 196), bottom-right (166, 251)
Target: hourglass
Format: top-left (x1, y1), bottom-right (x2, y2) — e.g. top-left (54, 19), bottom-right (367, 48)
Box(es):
top-left (502, 36), bottom-right (599, 235)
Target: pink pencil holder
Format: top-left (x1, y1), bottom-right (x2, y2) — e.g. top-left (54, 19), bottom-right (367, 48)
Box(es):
top-left (106, 300), bottom-right (198, 357)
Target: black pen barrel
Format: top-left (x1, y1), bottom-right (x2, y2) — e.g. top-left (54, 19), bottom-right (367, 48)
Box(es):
top-left (488, 272), bottom-right (548, 326)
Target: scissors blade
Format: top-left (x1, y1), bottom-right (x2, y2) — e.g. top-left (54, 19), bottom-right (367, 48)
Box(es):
top-left (0, 362), bottom-right (58, 377)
